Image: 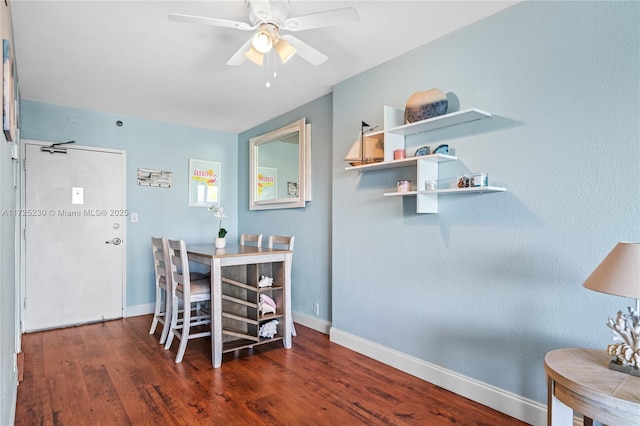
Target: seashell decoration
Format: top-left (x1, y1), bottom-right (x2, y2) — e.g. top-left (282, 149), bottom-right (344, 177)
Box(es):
top-left (404, 88), bottom-right (448, 124)
top-left (259, 294), bottom-right (277, 316)
top-left (258, 275), bottom-right (274, 288)
top-left (259, 320), bottom-right (279, 338)
top-left (606, 307), bottom-right (640, 368)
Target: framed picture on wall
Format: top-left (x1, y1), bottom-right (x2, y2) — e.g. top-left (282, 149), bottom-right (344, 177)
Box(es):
top-left (188, 159), bottom-right (221, 207)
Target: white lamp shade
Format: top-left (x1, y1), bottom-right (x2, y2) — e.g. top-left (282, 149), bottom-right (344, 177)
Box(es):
top-left (252, 31), bottom-right (273, 54)
top-left (583, 242), bottom-right (640, 299)
top-left (245, 46), bottom-right (264, 66)
top-left (275, 39), bottom-right (297, 63)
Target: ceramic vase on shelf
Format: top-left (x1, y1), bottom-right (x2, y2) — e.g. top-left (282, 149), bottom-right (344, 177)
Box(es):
top-left (215, 237), bottom-right (226, 249)
top-left (404, 88), bottom-right (448, 124)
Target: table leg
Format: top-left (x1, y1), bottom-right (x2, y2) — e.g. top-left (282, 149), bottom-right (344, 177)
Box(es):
top-left (211, 257), bottom-right (223, 368)
top-left (283, 252), bottom-right (292, 349)
top-left (547, 376), bottom-right (574, 426)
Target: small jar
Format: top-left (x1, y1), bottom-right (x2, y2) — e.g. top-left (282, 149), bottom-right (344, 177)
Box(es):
top-left (425, 180), bottom-right (438, 191)
top-left (458, 174), bottom-right (470, 188)
top-left (393, 149), bottom-right (406, 160)
top-left (397, 180), bottom-right (411, 192)
top-left (472, 172), bottom-right (488, 187)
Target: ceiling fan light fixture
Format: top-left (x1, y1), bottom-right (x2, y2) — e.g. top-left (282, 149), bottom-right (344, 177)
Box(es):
top-left (245, 46), bottom-right (264, 66)
top-left (251, 30), bottom-right (273, 54)
top-left (275, 38), bottom-right (297, 64)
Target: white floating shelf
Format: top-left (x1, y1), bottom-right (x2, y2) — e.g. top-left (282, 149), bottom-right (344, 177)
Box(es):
top-left (386, 108), bottom-right (491, 136)
top-left (345, 154), bottom-right (457, 172)
top-left (383, 186), bottom-right (506, 197)
top-left (434, 186), bottom-right (507, 194)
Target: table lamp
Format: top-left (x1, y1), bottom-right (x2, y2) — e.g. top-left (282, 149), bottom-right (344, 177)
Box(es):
top-left (583, 242), bottom-right (640, 376)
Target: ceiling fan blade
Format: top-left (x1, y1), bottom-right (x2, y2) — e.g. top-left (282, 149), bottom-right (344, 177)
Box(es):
top-left (247, 0), bottom-right (274, 22)
top-left (226, 38), bottom-right (253, 66)
top-left (282, 35), bottom-right (328, 66)
top-left (168, 13), bottom-right (255, 31)
top-left (282, 7), bottom-right (359, 31)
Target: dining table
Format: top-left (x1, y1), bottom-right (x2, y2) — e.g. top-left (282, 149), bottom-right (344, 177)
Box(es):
top-left (186, 243), bottom-right (293, 368)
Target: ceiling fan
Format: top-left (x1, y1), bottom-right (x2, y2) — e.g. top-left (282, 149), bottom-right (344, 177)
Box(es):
top-left (169, 0), bottom-right (360, 66)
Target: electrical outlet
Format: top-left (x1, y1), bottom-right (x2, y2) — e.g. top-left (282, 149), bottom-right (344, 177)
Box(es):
top-left (313, 303), bottom-right (319, 316)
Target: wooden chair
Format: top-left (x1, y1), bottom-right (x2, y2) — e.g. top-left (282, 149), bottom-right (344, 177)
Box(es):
top-left (164, 239), bottom-right (212, 363)
top-left (149, 237), bottom-right (172, 345)
top-left (240, 233), bottom-right (263, 247)
top-left (267, 235), bottom-right (296, 336)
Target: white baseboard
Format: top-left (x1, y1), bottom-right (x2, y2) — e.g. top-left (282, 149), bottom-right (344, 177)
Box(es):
top-left (125, 304), bottom-right (333, 336)
top-left (292, 312), bottom-right (331, 334)
top-left (329, 327), bottom-right (546, 426)
top-left (125, 302), bottom-right (154, 318)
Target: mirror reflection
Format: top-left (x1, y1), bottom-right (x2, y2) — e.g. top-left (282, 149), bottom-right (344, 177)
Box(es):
top-left (250, 118), bottom-right (309, 210)
top-left (256, 132), bottom-right (299, 201)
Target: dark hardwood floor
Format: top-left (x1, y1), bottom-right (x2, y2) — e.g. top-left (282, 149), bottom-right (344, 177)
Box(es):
top-left (16, 315), bottom-right (529, 425)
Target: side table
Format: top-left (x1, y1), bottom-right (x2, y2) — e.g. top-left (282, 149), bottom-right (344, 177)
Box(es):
top-left (544, 348), bottom-right (640, 426)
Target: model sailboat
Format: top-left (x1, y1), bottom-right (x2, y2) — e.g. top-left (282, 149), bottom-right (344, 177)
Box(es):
top-left (343, 121), bottom-right (384, 166)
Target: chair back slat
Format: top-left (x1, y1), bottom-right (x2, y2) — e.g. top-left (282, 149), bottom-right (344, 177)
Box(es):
top-left (240, 233), bottom-right (263, 247)
top-left (267, 235), bottom-right (294, 251)
top-left (167, 239), bottom-right (190, 295)
top-left (151, 237), bottom-right (171, 286)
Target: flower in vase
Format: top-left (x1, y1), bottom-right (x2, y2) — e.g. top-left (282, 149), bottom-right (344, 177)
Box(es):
top-left (208, 206), bottom-right (227, 238)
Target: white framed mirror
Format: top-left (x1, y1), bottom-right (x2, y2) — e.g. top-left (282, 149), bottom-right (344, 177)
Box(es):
top-left (249, 118), bottom-right (311, 210)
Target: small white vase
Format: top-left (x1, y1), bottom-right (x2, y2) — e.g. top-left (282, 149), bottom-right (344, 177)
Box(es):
top-left (215, 237), bottom-right (226, 249)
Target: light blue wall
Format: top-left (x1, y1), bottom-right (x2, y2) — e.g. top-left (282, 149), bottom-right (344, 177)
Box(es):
top-left (332, 1), bottom-right (639, 404)
top-left (239, 93), bottom-right (333, 322)
top-left (20, 100), bottom-right (238, 308)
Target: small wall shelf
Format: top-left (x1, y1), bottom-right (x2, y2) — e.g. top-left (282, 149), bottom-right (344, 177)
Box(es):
top-left (384, 186), bottom-right (507, 197)
top-left (345, 105), bottom-right (505, 214)
top-left (345, 153), bottom-right (457, 172)
top-left (386, 108), bottom-right (491, 136)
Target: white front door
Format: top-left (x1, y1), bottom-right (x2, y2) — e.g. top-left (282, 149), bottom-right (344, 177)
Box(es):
top-left (23, 142), bottom-right (126, 331)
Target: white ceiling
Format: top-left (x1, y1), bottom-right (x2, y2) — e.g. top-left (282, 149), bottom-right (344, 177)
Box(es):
top-left (10, 1), bottom-right (517, 134)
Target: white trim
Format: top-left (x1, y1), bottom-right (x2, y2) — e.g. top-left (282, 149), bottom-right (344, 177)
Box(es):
top-left (292, 311), bottom-right (331, 335)
top-left (125, 304), bottom-right (332, 334)
top-left (125, 302), bottom-right (155, 318)
top-left (329, 327), bottom-right (546, 426)
top-left (8, 368), bottom-right (17, 425)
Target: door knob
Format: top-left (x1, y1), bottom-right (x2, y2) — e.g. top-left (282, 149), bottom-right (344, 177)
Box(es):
top-left (105, 237), bottom-right (122, 245)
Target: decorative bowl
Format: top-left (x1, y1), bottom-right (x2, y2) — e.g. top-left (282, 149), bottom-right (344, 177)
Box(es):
top-left (404, 88), bottom-right (448, 123)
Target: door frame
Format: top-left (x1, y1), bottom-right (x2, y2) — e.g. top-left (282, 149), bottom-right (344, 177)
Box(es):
top-left (19, 139), bottom-right (127, 332)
